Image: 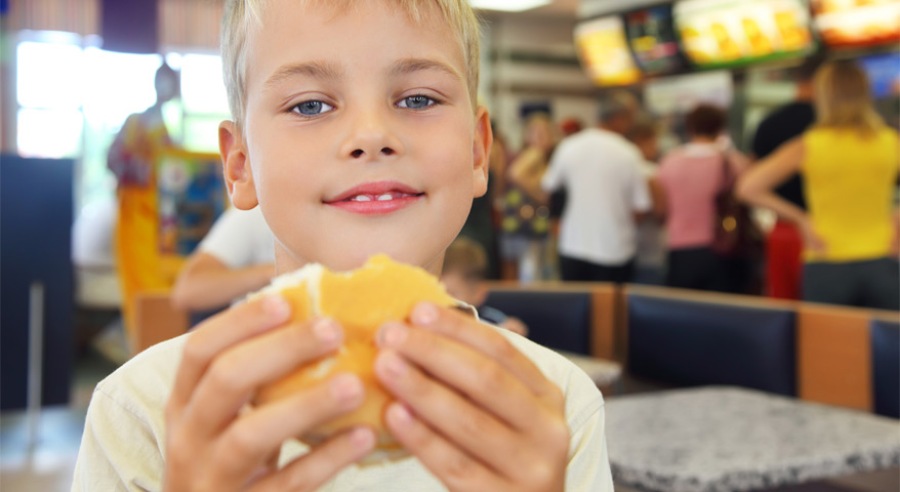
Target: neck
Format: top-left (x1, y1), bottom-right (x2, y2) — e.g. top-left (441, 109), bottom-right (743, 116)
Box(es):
top-left (691, 135), bottom-right (717, 144)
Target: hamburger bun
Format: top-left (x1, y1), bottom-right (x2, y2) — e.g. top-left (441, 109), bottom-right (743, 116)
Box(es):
top-left (249, 254), bottom-right (456, 464)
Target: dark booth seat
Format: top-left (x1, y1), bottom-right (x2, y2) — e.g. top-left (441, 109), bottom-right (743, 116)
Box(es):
top-left (484, 290), bottom-right (592, 355)
top-left (871, 318), bottom-right (900, 419)
top-left (626, 290), bottom-right (797, 396)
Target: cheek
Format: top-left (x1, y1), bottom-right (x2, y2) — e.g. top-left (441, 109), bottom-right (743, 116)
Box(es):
top-left (251, 128), bottom-right (323, 196)
top-left (424, 123), bottom-right (475, 182)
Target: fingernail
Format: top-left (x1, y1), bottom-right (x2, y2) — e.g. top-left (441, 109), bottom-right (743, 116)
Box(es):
top-left (411, 302), bottom-right (438, 326)
top-left (264, 295), bottom-right (290, 320)
top-left (388, 403), bottom-right (413, 426)
top-left (377, 323), bottom-right (407, 348)
top-left (349, 427), bottom-right (375, 450)
top-left (377, 351), bottom-right (407, 378)
top-left (330, 374), bottom-right (363, 403)
top-left (313, 318), bottom-right (341, 344)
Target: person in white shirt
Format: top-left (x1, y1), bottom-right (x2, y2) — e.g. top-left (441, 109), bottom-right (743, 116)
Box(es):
top-left (171, 206), bottom-right (275, 312)
top-left (542, 92), bottom-right (652, 282)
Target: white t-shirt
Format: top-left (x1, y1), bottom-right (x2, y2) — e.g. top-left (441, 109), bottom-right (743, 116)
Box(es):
top-left (198, 206), bottom-right (275, 267)
top-left (542, 129), bottom-right (651, 265)
top-left (72, 326), bottom-right (614, 491)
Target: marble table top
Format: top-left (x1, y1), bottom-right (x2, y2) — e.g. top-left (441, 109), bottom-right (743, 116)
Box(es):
top-left (605, 386), bottom-right (900, 492)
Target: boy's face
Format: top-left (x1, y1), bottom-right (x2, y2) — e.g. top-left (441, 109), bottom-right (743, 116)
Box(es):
top-left (221, 0), bottom-right (491, 275)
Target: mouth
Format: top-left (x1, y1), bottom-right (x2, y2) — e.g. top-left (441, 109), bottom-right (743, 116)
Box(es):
top-left (340, 191), bottom-right (421, 203)
top-left (324, 181), bottom-right (425, 215)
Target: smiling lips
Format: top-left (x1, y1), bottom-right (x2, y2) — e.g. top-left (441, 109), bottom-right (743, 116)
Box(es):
top-left (325, 181), bottom-right (424, 215)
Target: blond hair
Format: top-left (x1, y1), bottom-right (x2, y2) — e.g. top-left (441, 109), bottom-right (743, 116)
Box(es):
top-left (442, 236), bottom-right (488, 280)
top-left (221, 0), bottom-right (482, 125)
top-left (813, 60), bottom-right (885, 135)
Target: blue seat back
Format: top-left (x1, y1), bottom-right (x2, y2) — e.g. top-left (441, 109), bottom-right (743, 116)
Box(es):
top-left (484, 290), bottom-right (592, 355)
top-left (870, 318), bottom-right (899, 418)
top-left (627, 293), bottom-right (797, 396)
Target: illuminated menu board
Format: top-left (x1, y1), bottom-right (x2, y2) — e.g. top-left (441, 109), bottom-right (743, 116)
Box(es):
top-left (625, 5), bottom-right (687, 76)
top-left (812, 0), bottom-right (900, 48)
top-left (674, 0), bottom-right (816, 69)
top-left (574, 16), bottom-right (642, 87)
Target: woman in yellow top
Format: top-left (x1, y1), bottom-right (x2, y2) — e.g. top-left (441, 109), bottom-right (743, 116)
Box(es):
top-left (107, 62), bottom-right (180, 343)
top-left (738, 60), bottom-right (899, 310)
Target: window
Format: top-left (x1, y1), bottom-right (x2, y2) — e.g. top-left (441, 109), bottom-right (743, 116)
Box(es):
top-left (14, 31), bottom-right (232, 207)
top-left (16, 38), bottom-right (85, 158)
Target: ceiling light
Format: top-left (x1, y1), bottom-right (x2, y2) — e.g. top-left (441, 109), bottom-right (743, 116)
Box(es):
top-left (470, 0), bottom-right (552, 12)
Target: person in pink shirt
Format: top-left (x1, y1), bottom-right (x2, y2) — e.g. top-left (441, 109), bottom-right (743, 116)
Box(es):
top-left (657, 104), bottom-right (752, 293)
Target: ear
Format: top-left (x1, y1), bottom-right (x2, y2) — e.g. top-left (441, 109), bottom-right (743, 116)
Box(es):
top-left (219, 120), bottom-right (258, 210)
top-left (471, 106), bottom-right (493, 199)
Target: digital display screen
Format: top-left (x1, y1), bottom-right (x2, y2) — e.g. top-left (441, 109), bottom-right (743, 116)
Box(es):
top-left (624, 5), bottom-right (687, 76)
top-left (674, 0), bottom-right (816, 69)
top-left (812, 0), bottom-right (900, 48)
top-left (574, 16), bottom-right (642, 87)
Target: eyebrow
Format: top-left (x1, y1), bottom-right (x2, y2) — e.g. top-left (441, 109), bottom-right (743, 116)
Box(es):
top-left (264, 60), bottom-right (344, 88)
top-left (390, 57), bottom-right (463, 82)
top-left (264, 57), bottom-right (463, 90)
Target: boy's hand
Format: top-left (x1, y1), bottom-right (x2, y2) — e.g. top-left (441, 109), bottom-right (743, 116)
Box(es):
top-left (163, 296), bottom-right (376, 491)
top-left (375, 303), bottom-right (569, 492)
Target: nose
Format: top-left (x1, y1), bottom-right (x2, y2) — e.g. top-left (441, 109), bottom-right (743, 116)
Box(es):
top-left (339, 106), bottom-right (403, 161)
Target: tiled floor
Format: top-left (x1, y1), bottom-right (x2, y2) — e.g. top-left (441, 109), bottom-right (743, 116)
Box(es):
top-left (1, 346), bottom-right (119, 492)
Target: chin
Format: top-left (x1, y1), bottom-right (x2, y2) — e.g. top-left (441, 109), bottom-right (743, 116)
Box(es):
top-left (321, 242), bottom-right (445, 275)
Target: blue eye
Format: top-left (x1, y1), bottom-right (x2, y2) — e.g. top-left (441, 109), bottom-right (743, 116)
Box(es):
top-left (292, 100), bottom-right (334, 116)
top-left (399, 95), bottom-right (435, 109)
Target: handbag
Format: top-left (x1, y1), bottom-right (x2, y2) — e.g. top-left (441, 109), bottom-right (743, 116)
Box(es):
top-left (500, 187), bottom-right (550, 239)
top-left (711, 154), bottom-right (763, 258)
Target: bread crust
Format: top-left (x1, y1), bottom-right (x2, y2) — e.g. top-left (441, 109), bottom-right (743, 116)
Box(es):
top-left (249, 254), bottom-right (455, 465)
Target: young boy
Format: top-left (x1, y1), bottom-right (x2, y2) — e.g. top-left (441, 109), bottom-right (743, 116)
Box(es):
top-left (72, 1), bottom-right (613, 490)
top-left (442, 236), bottom-right (528, 336)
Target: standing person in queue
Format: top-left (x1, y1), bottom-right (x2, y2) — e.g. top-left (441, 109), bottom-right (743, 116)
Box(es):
top-left (107, 61), bottom-right (180, 346)
top-left (500, 112), bottom-right (557, 281)
top-left (750, 57), bottom-right (820, 300)
top-left (628, 116), bottom-right (667, 285)
top-left (541, 92), bottom-right (651, 283)
top-left (72, 0), bottom-right (614, 489)
top-left (656, 104), bottom-right (753, 293)
top-left (738, 60), bottom-right (899, 310)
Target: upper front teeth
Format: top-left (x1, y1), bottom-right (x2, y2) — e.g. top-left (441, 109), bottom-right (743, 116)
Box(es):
top-left (352, 193), bottom-right (394, 202)
top-left (351, 194), bottom-right (395, 202)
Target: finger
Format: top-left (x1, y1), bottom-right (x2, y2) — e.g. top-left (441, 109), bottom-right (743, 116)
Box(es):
top-left (170, 295), bottom-right (291, 412)
top-left (376, 349), bottom-right (531, 479)
top-left (384, 402), bottom-right (506, 492)
top-left (377, 325), bottom-right (547, 430)
top-left (184, 317), bottom-right (344, 439)
top-left (405, 303), bottom-right (557, 398)
top-left (209, 372), bottom-right (367, 484)
top-left (380, 313), bottom-right (564, 429)
top-left (247, 427), bottom-right (376, 492)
